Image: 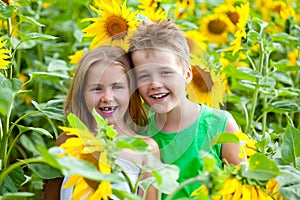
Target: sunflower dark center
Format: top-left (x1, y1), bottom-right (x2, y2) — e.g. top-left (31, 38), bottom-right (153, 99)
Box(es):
top-left (191, 66), bottom-right (213, 92)
top-left (208, 19), bottom-right (226, 34)
top-left (227, 11), bottom-right (239, 25)
top-left (2, 0), bottom-right (9, 5)
top-left (106, 16), bottom-right (128, 39)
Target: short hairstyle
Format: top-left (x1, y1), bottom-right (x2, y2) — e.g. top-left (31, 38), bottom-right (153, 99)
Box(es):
top-left (64, 46), bottom-right (147, 132)
top-left (129, 19), bottom-right (190, 71)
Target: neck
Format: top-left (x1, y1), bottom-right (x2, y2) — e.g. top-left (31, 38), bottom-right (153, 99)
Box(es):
top-left (155, 100), bottom-right (200, 133)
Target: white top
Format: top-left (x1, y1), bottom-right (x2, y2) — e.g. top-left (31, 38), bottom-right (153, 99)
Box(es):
top-left (60, 158), bottom-right (141, 199)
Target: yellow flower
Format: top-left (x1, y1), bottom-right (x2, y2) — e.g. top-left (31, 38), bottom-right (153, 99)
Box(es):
top-left (186, 65), bottom-right (225, 109)
top-left (266, 179), bottom-right (286, 200)
top-left (139, 7), bottom-right (167, 22)
top-left (174, 0), bottom-right (195, 20)
top-left (198, 13), bottom-right (235, 45)
top-left (81, 0), bottom-right (138, 49)
top-left (191, 184), bottom-right (221, 200)
top-left (0, 37), bottom-right (10, 69)
top-left (185, 30), bottom-right (208, 52)
top-left (63, 161), bottom-right (112, 200)
top-left (235, 131), bottom-right (257, 160)
top-left (225, 3), bottom-right (250, 55)
top-left (59, 126), bottom-right (103, 155)
top-left (68, 49), bottom-right (85, 64)
top-left (138, 0), bottom-right (162, 10)
top-left (218, 176), bottom-right (274, 200)
top-left (287, 49), bottom-right (299, 66)
top-left (60, 126), bottom-right (112, 200)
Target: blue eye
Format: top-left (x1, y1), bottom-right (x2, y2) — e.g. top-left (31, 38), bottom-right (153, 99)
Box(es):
top-left (91, 87), bottom-right (102, 91)
top-left (162, 71), bottom-right (172, 75)
top-left (138, 74), bottom-right (149, 80)
top-left (113, 85), bottom-right (124, 89)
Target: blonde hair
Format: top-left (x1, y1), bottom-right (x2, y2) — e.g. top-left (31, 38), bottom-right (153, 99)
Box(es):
top-left (129, 19), bottom-right (190, 71)
top-left (64, 46), bottom-right (147, 132)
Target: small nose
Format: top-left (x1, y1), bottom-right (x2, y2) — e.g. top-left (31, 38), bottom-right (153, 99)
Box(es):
top-left (101, 89), bottom-right (113, 103)
top-left (149, 76), bottom-right (163, 90)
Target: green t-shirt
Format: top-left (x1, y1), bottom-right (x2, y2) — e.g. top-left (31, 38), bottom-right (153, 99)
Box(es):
top-left (143, 104), bottom-right (230, 199)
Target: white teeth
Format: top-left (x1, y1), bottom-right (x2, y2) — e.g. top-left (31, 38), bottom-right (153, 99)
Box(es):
top-left (152, 93), bottom-right (167, 99)
top-left (100, 107), bottom-right (115, 112)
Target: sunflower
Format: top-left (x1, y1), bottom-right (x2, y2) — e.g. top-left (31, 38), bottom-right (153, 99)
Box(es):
top-left (266, 179), bottom-right (286, 200)
top-left (0, 37), bottom-right (10, 70)
top-left (186, 65), bottom-right (225, 109)
top-left (68, 49), bottom-right (85, 65)
top-left (235, 130), bottom-right (257, 160)
top-left (174, 0), bottom-right (195, 19)
top-left (59, 126), bottom-right (112, 200)
top-left (185, 30), bottom-right (208, 52)
top-left (139, 7), bottom-right (167, 23)
top-left (287, 49), bottom-right (299, 66)
top-left (62, 152), bottom-right (112, 200)
top-left (198, 13), bottom-right (235, 45)
top-left (225, 3), bottom-right (249, 55)
top-left (81, 0), bottom-right (138, 49)
top-left (138, 0), bottom-right (162, 11)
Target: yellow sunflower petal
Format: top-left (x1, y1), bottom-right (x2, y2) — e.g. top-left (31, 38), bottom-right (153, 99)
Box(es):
top-left (99, 152), bottom-right (111, 174)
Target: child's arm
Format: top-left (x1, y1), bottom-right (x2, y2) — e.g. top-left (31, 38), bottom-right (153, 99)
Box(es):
top-left (139, 137), bottom-right (160, 200)
top-left (221, 115), bottom-right (244, 165)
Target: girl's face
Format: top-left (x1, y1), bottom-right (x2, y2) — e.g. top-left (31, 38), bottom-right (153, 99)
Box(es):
top-left (84, 62), bottom-right (130, 127)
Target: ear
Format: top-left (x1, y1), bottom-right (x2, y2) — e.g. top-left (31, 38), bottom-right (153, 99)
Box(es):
top-left (184, 66), bottom-right (193, 84)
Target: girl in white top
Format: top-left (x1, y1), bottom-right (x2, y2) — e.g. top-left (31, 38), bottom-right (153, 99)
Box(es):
top-left (44, 46), bottom-right (160, 200)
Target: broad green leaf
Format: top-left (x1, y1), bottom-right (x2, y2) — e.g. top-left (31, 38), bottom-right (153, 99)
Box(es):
top-left (19, 135), bottom-right (40, 157)
top-left (270, 101), bottom-right (300, 112)
top-left (222, 65), bottom-right (256, 81)
top-left (0, 78), bottom-right (22, 115)
top-left (243, 153), bottom-right (281, 181)
top-left (0, 167), bottom-right (25, 194)
top-left (278, 87), bottom-right (300, 97)
top-left (57, 154), bottom-right (123, 182)
top-left (272, 72), bottom-right (294, 86)
top-left (17, 31), bottom-right (57, 41)
top-left (281, 125), bottom-right (300, 165)
top-left (36, 146), bottom-right (63, 171)
top-left (141, 155), bottom-right (180, 194)
top-left (27, 163), bottom-right (62, 179)
top-left (67, 113), bottom-right (89, 131)
top-left (16, 124), bottom-right (53, 138)
top-left (47, 59), bottom-right (69, 72)
top-left (28, 72), bottom-right (70, 83)
top-left (31, 100), bottom-right (65, 121)
top-left (115, 136), bottom-right (150, 153)
top-left (271, 32), bottom-right (299, 43)
top-left (139, 177), bottom-right (155, 195)
top-left (277, 165), bottom-right (300, 200)
top-left (237, 67), bottom-right (262, 79)
top-left (0, 5), bottom-right (14, 18)
top-left (210, 132), bottom-right (240, 146)
top-left (276, 65), bottom-right (300, 72)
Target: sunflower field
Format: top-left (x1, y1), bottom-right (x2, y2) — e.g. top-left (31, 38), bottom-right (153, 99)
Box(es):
top-left (0, 0), bottom-right (299, 199)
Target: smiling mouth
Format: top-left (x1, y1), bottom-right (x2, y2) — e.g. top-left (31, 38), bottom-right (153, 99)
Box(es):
top-left (151, 93), bottom-right (169, 99)
top-left (99, 106), bottom-right (117, 113)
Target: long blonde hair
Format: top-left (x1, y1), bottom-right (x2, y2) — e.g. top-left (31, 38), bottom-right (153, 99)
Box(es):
top-left (64, 46), bottom-right (148, 132)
